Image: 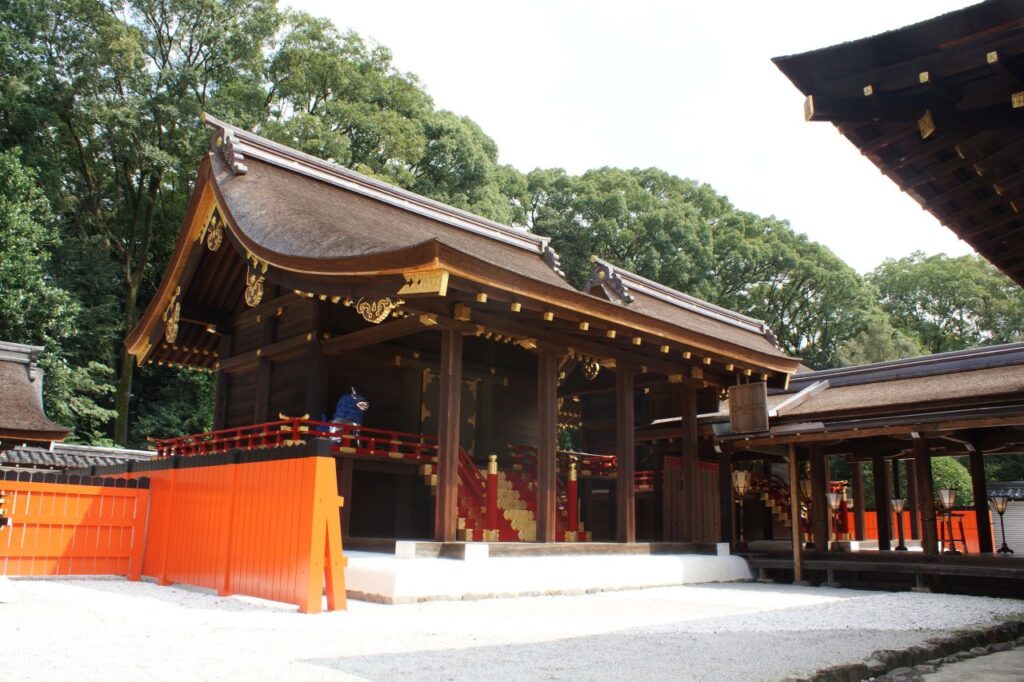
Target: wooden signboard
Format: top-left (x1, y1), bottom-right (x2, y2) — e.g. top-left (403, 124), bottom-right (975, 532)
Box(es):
top-left (728, 382), bottom-right (769, 434)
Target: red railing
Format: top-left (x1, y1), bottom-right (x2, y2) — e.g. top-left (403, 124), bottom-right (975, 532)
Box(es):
top-left (153, 418), bottom-right (438, 463)
top-left (506, 444), bottom-right (650, 489)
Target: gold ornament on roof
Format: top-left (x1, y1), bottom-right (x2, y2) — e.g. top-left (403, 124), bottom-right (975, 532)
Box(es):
top-left (582, 357), bottom-right (601, 380)
top-left (244, 253), bottom-right (268, 308)
top-left (205, 209), bottom-right (225, 251)
top-left (163, 287), bottom-right (181, 344)
top-left (355, 297), bottom-right (404, 324)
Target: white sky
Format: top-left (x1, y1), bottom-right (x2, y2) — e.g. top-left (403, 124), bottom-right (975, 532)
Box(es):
top-left (284, 0), bottom-right (978, 274)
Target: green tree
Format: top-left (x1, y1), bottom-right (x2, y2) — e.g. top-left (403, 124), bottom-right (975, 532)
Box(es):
top-left (836, 309), bottom-right (927, 366)
top-left (528, 167), bottom-right (876, 368)
top-left (263, 13), bottom-right (522, 224)
top-left (0, 148), bottom-right (116, 440)
top-left (861, 456), bottom-right (973, 510)
top-left (0, 0), bottom-right (279, 444)
top-left (870, 252), bottom-right (1024, 354)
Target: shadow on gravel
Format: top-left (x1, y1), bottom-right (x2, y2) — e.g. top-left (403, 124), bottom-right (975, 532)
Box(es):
top-left (299, 627), bottom-right (938, 682)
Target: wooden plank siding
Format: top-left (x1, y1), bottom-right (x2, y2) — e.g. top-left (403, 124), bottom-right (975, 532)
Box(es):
top-left (0, 478), bottom-right (148, 579)
top-left (122, 455), bottom-right (346, 613)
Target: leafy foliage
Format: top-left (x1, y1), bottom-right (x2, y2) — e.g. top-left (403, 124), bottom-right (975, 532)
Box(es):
top-left (870, 252), bottom-right (1024, 354)
top-left (861, 456), bottom-right (974, 510)
top-left (0, 148), bottom-right (117, 440)
top-left (2, 0), bottom-right (1024, 451)
top-left (527, 167), bottom-right (876, 367)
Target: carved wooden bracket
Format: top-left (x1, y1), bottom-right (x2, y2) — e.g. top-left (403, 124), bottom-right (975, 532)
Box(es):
top-left (163, 286), bottom-right (181, 344)
top-left (244, 252), bottom-right (268, 307)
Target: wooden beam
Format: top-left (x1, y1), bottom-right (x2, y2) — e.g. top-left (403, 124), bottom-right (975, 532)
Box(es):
top-left (788, 444), bottom-right (803, 583)
top-left (680, 383), bottom-right (700, 542)
top-left (616, 366), bottom-right (636, 543)
top-left (433, 328), bottom-right (462, 542)
top-left (718, 448), bottom-right (733, 544)
top-left (321, 316), bottom-right (433, 356)
top-left (806, 91), bottom-right (943, 123)
top-left (252, 313), bottom-right (275, 423)
top-left (850, 462), bottom-right (866, 541)
top-left (810, 445), bottom-right (829, 551)
top-left (906, 458), bottom-right (920, 539)
top-left (536, 350), bottom-right (559, 542)
top-left (213, 332), bottom-right (232, 430)
top-left (305, 301), bottom-right (326, 420)
top-left (913, 437), bottom-right (939, 556)
top-left (872, 453), bottom-right (891, 551)
top-left (968, 446), bottom-right (994, 553)
top-left (180, 302), bottom-right (229, 329)
top-left (468, 310), bottom-right (712, 384)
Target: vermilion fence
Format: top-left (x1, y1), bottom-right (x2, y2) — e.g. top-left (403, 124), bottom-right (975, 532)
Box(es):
top-left (1, 452), bottom-right (347, 614)
top-left (0, 473), bottom-right (148, 578)
top-left (847, 510), bottom-right (990, 554)
top-left (121, 453), bottom-right (346, 614)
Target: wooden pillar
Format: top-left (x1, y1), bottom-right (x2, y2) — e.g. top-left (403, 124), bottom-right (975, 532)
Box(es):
top-left (906, 458), bottom-right (920, 539)
top-left (679, 383), bottom-right (699, 542)
top-left (787, 444), bottom-right (803, 583)
top-left (653, 452), bottom-right (666, 540)
top-left (433, 328), bottom-right (462, 542)
top-left (536, 350), bottom-right (559, 543)
top-left (810, 445), bottom-right (829, 550)
top-left (872, 454), bottom-right (891, 551)
top-left (718, 449), bottom-right (734, 544)
top-left (252, 314), bottom-right (276, 423)
top-left (913, 438), bottom-right (939, 555)
top-left (339, 457), bottom-right (354, 539)
top-left (891, 459), bottom-right (902, 498)
top-left (615, 367), bottom-right (636, 543)
top-left (969, 448), bottom-right (994, 553)
top-left (850, 461), bottom-right (866, 541)
top-left (760, 459), bottom-right (774, 540)
top-left (305, 301), bottom-right (325, 420)
top-left (213, 332), bottom-right (232, 430)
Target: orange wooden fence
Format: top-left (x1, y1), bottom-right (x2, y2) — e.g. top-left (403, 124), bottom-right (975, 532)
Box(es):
top-left (0, 475), bottom-right (148, 578)
top-left (847, 510), bottom-right (990, 554)
top-left (123, 454), bottom-right (346, 613)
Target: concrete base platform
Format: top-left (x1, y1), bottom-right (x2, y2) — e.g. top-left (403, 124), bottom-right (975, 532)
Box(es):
top-left (344, 542), bottom-right (754, 604)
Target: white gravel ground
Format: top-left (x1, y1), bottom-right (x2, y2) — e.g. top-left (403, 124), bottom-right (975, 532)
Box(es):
top-left (4, 577), bottom-right (1022, 681)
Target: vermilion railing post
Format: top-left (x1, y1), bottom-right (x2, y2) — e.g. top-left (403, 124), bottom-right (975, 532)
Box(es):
top-left (487, 454), bottom-right (499, 536)
top-left (568, 461), bottom-right (579, 533)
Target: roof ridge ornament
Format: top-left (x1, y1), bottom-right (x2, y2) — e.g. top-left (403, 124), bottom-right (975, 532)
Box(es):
top-left (542, 244), bottom-right (566, 278)
top-left (221, 131), bottom-right (248, 175)
top-left (204, 114), bottom-right (248, 175)
top-left (584, 257), bottom-right (634, 304)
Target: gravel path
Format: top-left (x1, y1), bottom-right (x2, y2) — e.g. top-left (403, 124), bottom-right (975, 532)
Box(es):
top-left (4, 578), bottom-right (1022, 681)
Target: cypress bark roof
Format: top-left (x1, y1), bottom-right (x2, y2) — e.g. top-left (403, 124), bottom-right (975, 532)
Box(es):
top-left (0, 342), bottom-right (68, 444)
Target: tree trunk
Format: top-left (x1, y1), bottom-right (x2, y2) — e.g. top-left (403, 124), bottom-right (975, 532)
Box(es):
top-left (113, 285), bottom-right (139, 445)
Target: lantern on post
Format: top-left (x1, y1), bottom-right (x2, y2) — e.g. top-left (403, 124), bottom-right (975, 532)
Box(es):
top-left (935, 487), bottom-right (961, 555)
top-left (798, 477), bottom-right (814, 549)
top-left (826, 491), bottom-right (843, 551)
top-left (990, 495), bottom-right (1014, 555)
top-left (732, 469), bottom-right (751, 550)
top-left (890, 497), bottom-right (908, 551)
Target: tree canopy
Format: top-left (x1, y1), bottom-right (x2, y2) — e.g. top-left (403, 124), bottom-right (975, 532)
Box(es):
top-left (1, 0), bottom-right (1023, 453)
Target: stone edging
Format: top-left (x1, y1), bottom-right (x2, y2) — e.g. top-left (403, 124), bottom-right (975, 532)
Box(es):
top-left (787, 618), bottom-right (1024, 682)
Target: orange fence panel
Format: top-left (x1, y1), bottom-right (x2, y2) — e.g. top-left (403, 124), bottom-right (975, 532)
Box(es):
top-left (124, 454), bottom-right (346, 613)
top-left (0, 477), bottom-right (148, 578)
top-left (846, 510), bottom-right (991, 554)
